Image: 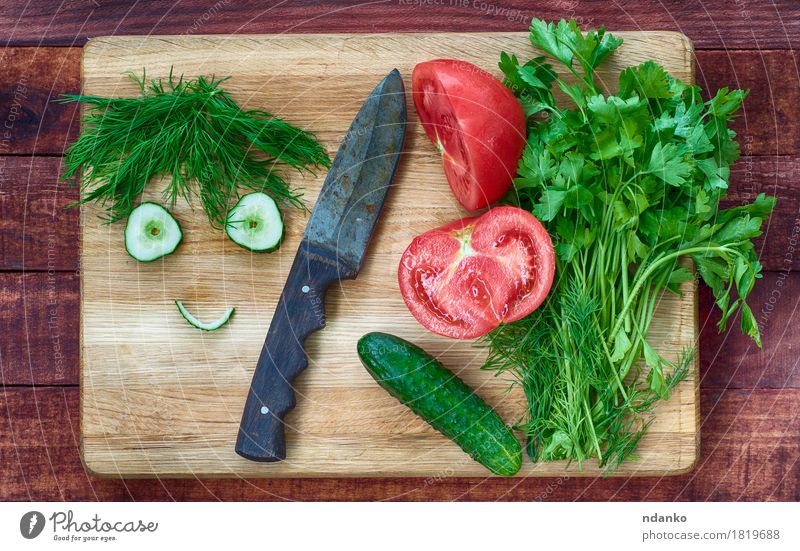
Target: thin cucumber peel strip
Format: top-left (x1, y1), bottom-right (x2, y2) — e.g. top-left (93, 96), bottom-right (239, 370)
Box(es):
top-left (175, 300), bottom-right (235, 331)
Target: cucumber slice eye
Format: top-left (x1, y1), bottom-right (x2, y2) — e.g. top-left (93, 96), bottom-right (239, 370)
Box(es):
top-left (124, 202), bottom-right (183, 262)
top-left (175, 300), bottom-right (235, 331)
top-left (226, 192), bottom-right (284, 252)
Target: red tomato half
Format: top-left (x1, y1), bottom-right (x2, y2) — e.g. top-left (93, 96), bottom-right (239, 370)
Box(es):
top-left (412, 59), bottom-right (526, 211)
top-left (398, 206), bottom-right (555, 339)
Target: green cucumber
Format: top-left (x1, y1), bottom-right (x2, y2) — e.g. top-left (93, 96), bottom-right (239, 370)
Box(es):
top-left (175, 300), bottom-right (235, 331)
top-left (357, 332), bottom-right (522, 476)
top-left (225, 192), bottom-right (283, 252)
top-left (124, 202), bottom-right (182, 262)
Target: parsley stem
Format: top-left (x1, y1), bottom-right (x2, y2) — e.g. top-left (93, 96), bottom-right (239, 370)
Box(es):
top-left (608, 245), bottom-right (741, 344)
top-left (621, 236), bottom-right (631, 333)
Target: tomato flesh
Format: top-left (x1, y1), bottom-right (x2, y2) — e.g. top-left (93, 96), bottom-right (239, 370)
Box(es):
top-left (398, 206), bottom-right (555, 339)
top-left (412, 59), bottom-right (527, 211)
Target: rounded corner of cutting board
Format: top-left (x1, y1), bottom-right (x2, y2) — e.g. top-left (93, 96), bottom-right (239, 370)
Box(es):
top-left (78, 441), bottom-right (115, 479)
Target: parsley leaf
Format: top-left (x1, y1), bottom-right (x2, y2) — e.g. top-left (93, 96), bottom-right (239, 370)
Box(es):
top-left (646, 142), bottom-right (693, 186)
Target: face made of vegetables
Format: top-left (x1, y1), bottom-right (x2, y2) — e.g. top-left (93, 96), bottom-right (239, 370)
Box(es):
top-left (62, 72), bottom-right (329, 329)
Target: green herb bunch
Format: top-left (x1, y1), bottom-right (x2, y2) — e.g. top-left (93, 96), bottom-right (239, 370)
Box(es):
top-left (59, 69), bottom-right (330, 226)
top-left (484, 19), bottom-right (775, 471)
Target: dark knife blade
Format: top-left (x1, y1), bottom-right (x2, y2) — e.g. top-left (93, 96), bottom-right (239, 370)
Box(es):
top-left (235, 69), bottom-right (407, 462)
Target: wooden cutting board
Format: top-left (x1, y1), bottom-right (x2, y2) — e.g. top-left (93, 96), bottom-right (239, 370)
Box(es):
top-left (80, 32), bottom-right (699, 478)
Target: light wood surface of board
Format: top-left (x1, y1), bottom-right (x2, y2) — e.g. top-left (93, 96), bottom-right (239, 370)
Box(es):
top-left (80, 32), bottom-right (698, 478)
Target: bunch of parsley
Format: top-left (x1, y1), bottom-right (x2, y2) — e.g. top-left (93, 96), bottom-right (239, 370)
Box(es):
top-left (482, 19), bottom-right (775, 471)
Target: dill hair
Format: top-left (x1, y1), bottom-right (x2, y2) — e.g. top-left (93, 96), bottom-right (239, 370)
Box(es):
top-left (59, 68), bottom-right (330, 226)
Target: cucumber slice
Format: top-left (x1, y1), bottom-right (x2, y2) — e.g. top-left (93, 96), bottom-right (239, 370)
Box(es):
top-left (175, 300), bottom-right (235, 331)
top-left (225, 192), bottom-right (283, 252)
top-left (124, 202), bottom-right (182, 262)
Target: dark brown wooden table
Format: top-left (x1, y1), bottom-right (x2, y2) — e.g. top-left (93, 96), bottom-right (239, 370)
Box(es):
top-left (1, 1), bottom-right (799, 501)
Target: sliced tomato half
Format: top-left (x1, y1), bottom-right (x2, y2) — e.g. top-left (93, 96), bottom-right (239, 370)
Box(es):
top-left (398, 206), bottom-right (555, 339)
top-left (412, 59), bottom-right (526, 211)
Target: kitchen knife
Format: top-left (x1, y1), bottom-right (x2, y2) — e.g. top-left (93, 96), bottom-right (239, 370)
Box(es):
top-left (235, 69), bottom-right (407, 462)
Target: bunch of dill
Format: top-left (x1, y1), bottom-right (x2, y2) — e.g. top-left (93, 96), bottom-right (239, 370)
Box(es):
top-left (59, 69), bottom-right (330, 226)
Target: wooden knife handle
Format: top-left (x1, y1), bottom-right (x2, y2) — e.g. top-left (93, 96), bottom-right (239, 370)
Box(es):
top-left (235, 241), bottom-right (355, 462)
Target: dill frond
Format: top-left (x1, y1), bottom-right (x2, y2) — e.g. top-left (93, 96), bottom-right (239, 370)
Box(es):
top-left (58, 69), bottom-right (330, 226)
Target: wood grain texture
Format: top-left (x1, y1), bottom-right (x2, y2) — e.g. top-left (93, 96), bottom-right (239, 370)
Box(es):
top-left (0, 156), bottom-right (78, 271)
top-left (727, 156), bottom-right (800, 271)
top-left (3, 387), bottom-right (797, 500)
top-left (0, 272), bottom-right (79, 386)
top-left (0, 48), bottom-right (79, 155)
top-left (79, 33), bottom-right (697, 478)
top-left (696, 50), bottom-right (800, 156)
top-left (0, 0), bottom-right (798, 49)
top-left (700, 272), bottom-right (800, 389)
